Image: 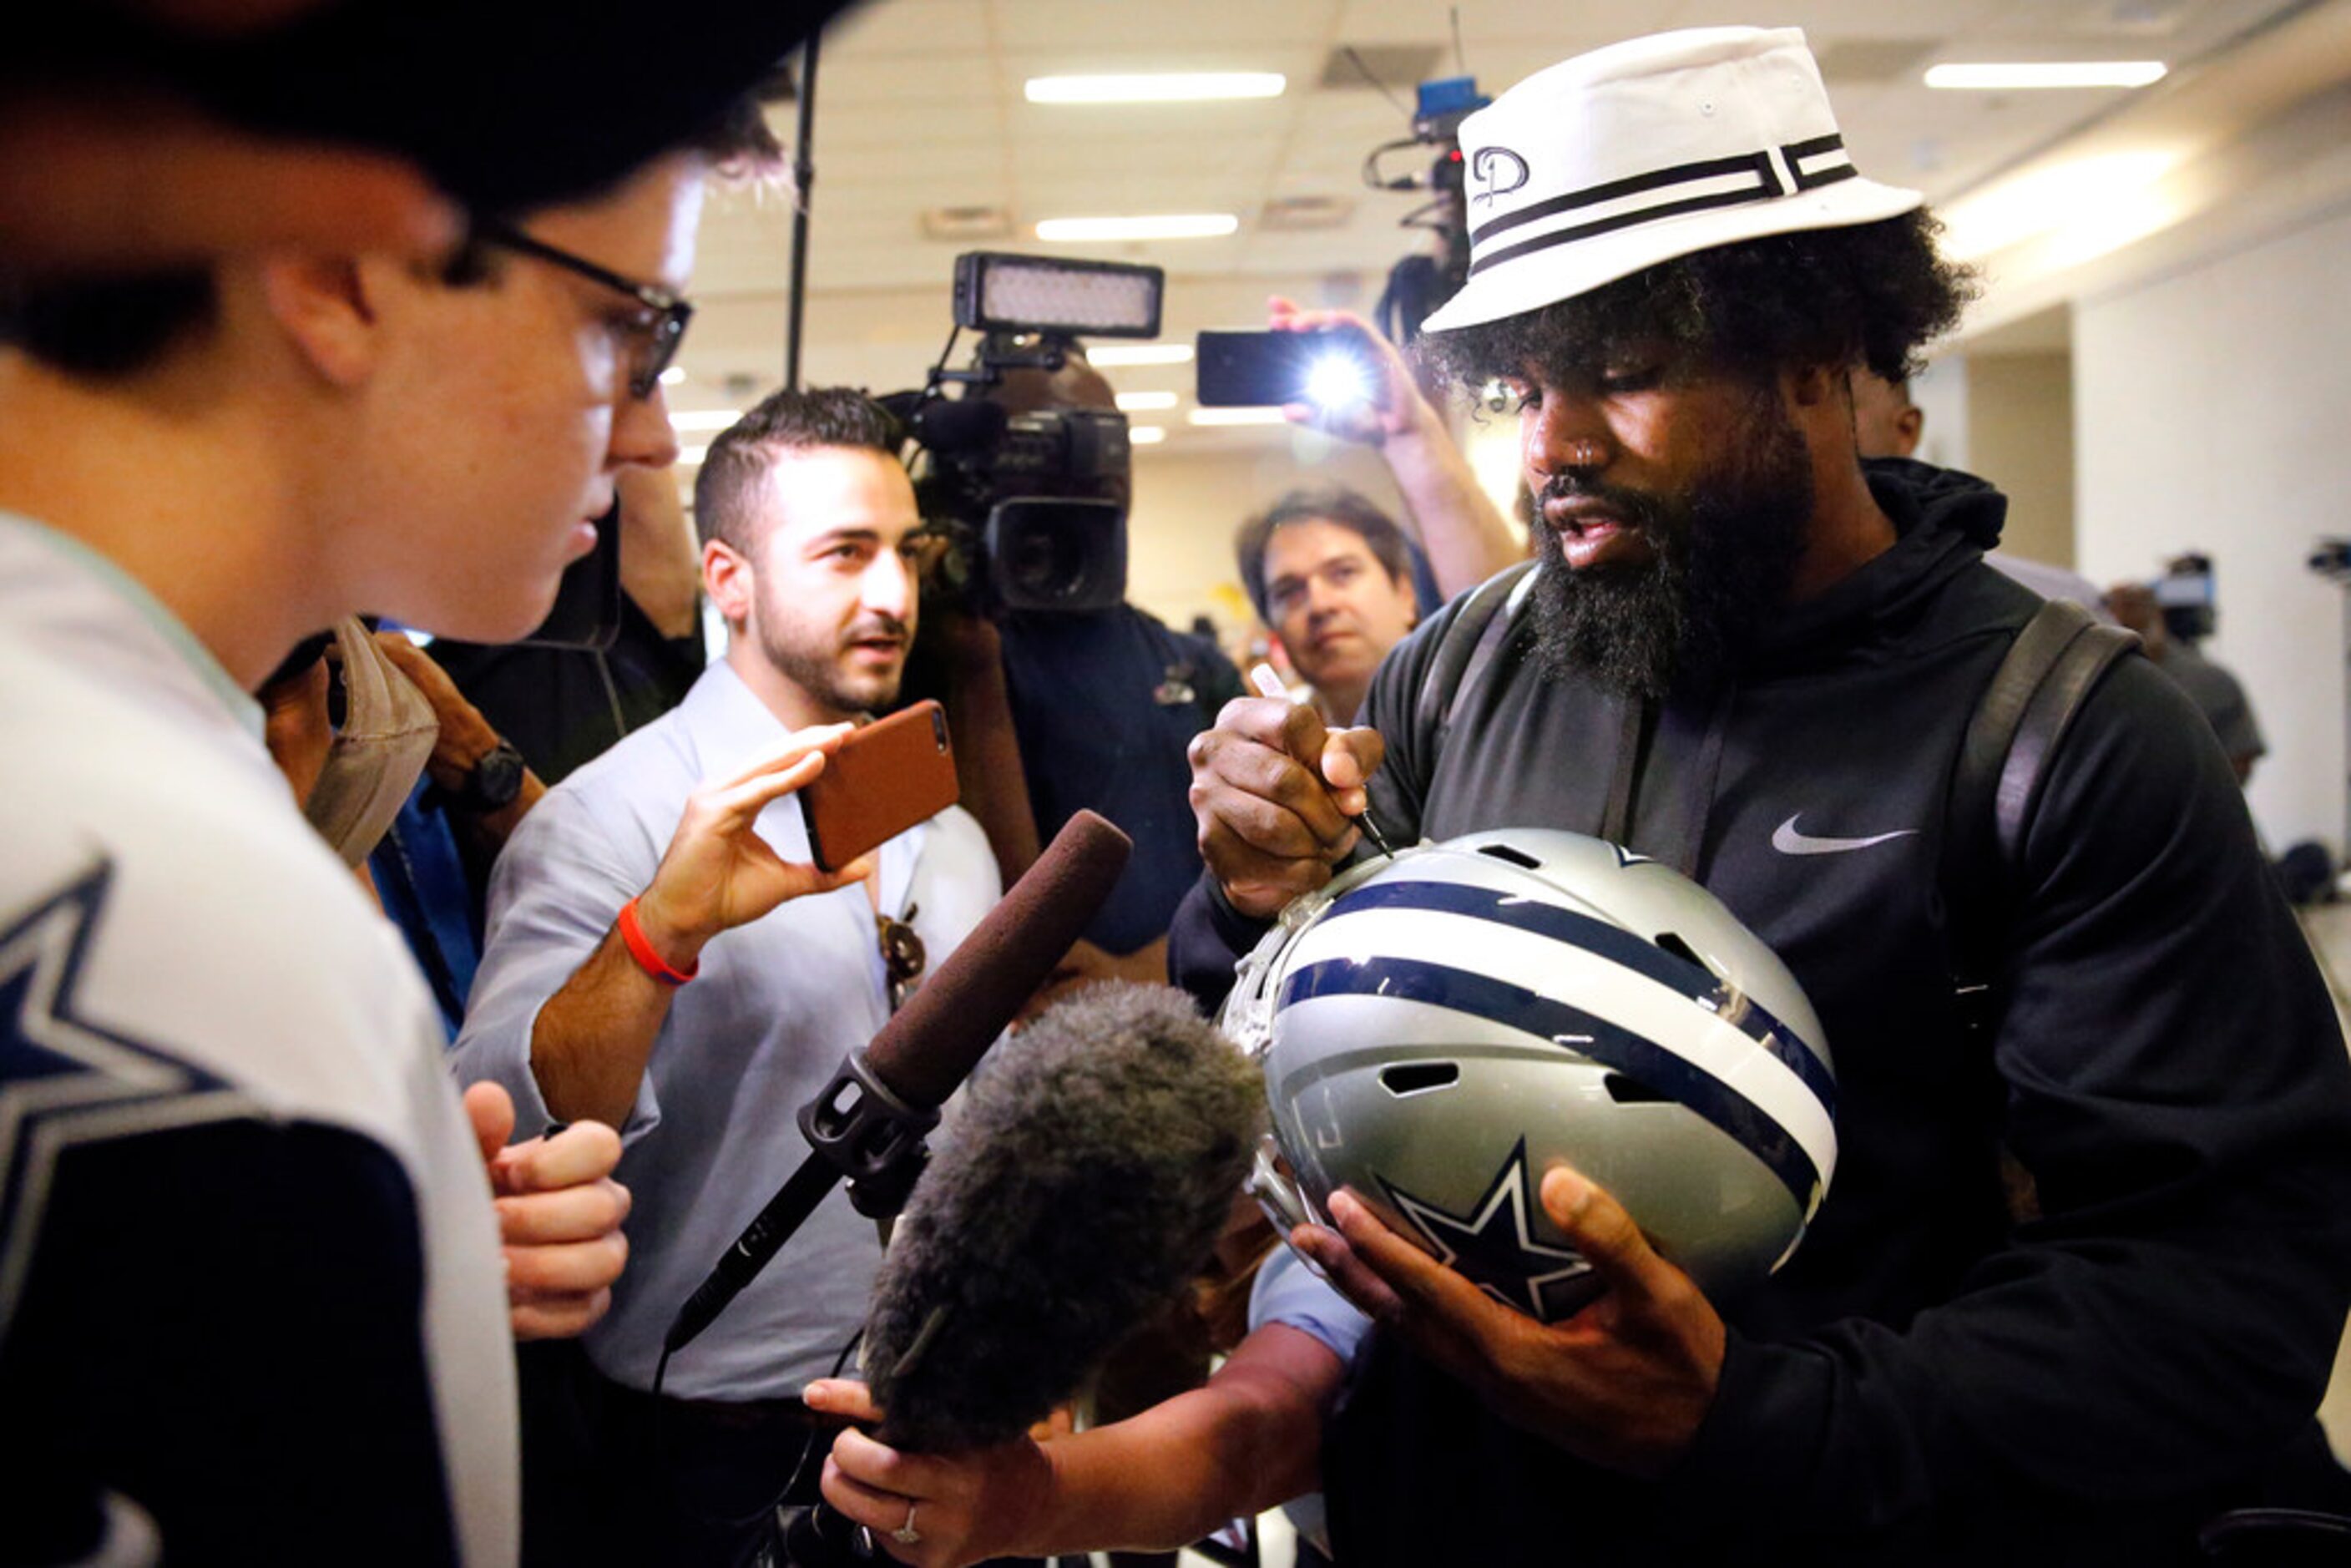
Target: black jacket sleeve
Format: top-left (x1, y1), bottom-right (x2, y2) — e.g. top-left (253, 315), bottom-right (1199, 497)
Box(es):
top-left (1672, 657), bottom-right (2351, 1535)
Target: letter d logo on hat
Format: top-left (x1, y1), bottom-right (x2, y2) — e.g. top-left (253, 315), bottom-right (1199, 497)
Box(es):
top-left (1421, 27), bottom-right (1923, 334)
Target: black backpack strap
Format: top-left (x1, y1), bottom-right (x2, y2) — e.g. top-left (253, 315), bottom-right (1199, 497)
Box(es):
top-left (1413, 561), bottom-right (1537, 746)
top-left (1944, 598), bottom-right (2141, 1033)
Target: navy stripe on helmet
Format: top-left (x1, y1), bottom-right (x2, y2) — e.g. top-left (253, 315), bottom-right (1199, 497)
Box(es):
top-left (1279, 956), bottom-right (1825, 1207)
top-left (1322, 879), bottom-right (1835, 1117)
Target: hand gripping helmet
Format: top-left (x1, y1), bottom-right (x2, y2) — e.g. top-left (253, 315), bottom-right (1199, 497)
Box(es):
top-left (1221, 829), bottom-right (1835, 1322)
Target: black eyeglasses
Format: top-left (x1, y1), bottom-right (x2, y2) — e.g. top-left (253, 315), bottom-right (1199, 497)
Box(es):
top-left (471, 218), bottom-right (694, 400)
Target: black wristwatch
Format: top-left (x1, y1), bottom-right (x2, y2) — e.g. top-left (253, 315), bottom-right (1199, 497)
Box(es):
top-left (453, 739), bottom-right (526, 813)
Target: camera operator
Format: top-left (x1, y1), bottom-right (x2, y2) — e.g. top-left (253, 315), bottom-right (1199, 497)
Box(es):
top-left (893, 346), bottom-right (1246, 1568)
top-left (915, 348), bottom-right (1244, 1006)
top-left (2106, 562), bottom-right (2266, 786)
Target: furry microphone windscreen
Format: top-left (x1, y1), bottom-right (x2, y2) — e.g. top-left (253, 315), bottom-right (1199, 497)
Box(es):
top-left (862, 982), bottom-right (1267, 1453)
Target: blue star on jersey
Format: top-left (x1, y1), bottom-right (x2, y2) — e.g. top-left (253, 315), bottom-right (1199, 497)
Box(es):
top-left (1378, 1138), bottom-right (1596, 1322)
top-left (0, 862), bottom-right (255, 1338)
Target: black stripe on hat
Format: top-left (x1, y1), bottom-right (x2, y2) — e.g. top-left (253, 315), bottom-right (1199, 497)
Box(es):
top-left (1469, 180), bottom-right (1774, 278)
top-left (1470, 150), bottom-right (1781, 246)
top-left (1465, 139), bottom-right (1863, 281)
top-left (1783, 133), bottom-right (1858, 192)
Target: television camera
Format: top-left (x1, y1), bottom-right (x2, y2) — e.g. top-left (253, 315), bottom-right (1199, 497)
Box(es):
top-left (880, 251), bottom-right (1165, 617)
top-left (1362, 73), bottom-right (1491, 343)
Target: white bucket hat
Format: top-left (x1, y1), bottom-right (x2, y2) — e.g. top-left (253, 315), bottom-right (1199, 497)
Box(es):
top-left (1421, 27), bottom-right (1922, 335)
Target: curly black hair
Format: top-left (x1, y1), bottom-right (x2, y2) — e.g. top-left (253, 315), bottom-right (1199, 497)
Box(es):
top-left (1416, 210), bottom-right (1977, 395)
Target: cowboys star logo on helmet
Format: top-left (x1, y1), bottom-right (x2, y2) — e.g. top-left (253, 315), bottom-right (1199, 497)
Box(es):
top-left (1381, 1138), bottom-right (1595, 1320)
top-left (1225, 830), bottom-right (1836, 1321)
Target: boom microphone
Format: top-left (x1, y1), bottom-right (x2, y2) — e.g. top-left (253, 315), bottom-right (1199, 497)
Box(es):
top-left (861, 808), bottom-right (1129, 1109)
top-left (664, 809), bottom-right (1133, 1355)
top-left (861, 981), bottom-right (1267, 1452)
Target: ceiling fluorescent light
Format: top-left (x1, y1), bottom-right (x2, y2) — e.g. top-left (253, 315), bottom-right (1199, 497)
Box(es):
top-left (659, 366), bottom-right (688, 387)
top-left (1926, 62), bottom-right (2166, 89)
top-left (1115, 391), bottom-right (1179, 412)
top-left (1188, 407), bottom-right (1289, 427)
top-left (1129, 426), bottom-right (1168, 444)
top-left (677, 444), bottom-right (710, 467)
top-left (1027, 73), bottom-right (1286, 104)
top-left (1089, 344), bottom-right (1194, 367)
top-left (1037, 214), bottom-right (1239, 242)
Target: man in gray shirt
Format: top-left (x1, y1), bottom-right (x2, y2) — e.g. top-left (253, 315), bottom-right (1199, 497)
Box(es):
top-left (2106, 579), bottom-right (2267, 783)
top-left (453, 387), bottom-right (998, 1566)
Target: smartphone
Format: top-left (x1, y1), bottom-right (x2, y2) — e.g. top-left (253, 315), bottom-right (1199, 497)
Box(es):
top-left (800, 701), bottom-right (960, 873)
top-left (1196, 327), bottom-right (1384, 410)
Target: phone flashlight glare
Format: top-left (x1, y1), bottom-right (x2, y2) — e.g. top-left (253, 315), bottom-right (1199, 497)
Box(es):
top-left (1306, 352), bottom-right (1374, 412)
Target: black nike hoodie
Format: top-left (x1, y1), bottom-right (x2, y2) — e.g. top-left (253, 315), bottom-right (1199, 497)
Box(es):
top-left (1172, 460), bottom-right (2351, 1564)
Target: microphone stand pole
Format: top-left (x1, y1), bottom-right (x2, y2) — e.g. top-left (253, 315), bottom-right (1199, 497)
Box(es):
top-left (784, 30), bottom-right (820, 392)
top-left (664, 1050), bottom-right (935, 1358)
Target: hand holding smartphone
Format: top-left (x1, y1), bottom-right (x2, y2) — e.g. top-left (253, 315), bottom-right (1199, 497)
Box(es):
top-left (1196, 326), bottom-right (1387, 412)
top-left (800, 701), bottom-right (961, 873)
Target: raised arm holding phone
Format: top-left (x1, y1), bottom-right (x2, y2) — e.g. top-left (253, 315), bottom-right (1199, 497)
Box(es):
top-left (1263, 297), bottom-right (1523, 600)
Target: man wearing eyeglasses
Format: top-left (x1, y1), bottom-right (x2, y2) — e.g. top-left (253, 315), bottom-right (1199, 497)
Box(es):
top-left (0, 95), bottom-right (772, 1567)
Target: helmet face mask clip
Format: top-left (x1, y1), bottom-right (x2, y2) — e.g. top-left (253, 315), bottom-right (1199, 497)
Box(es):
top-left (1222, 830), bottom-right (1837, 1323)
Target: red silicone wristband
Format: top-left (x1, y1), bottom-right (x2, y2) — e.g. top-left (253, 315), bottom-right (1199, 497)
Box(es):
top-left (618, 896), bottom-right (698, 986)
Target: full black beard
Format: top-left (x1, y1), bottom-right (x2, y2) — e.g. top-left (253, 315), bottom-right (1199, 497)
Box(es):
top-left (1526, 388), bottom-right (1814, 700)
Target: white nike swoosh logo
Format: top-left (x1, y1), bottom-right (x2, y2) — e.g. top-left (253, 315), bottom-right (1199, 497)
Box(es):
top-left (1771, 815), bottom-right (1919, 857)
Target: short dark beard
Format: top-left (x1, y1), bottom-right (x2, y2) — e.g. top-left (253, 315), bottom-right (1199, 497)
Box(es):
top-left (756, 610), bottom-right (909, 718)
top-left (1526, 387), bottom-right (1813, 700)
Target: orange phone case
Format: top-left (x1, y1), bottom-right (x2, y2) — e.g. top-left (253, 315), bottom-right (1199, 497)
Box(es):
top-left (799, 701), bottom-right (960, 873)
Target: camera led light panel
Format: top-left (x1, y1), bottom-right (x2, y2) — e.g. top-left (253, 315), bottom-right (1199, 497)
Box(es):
top-left (954, 253), bottom-right (1165, 340)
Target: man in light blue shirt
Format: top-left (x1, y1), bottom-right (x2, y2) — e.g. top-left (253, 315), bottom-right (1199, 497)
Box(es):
top-left (453, 387), bottom-right (998, 1566)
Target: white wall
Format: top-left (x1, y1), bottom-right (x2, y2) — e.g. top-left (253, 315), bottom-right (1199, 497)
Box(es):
top-left (1909, 355), bottom-right (1970, 473)
top-left (1968, 352), bottom-right (2078, 569)
top-left (2074, 202), bottom-right (2351, 853)
top-left (1125, 433), bottom-right (1416, 645)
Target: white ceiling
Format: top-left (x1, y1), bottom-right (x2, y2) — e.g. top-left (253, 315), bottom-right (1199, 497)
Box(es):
top-left (667, 0), bottom-right (2325, 443)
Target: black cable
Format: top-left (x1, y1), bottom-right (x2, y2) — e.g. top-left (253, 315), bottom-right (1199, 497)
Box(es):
top-left (649, 1329), bottom-right (865, 1544)
top-left (926, 323), bottom-right (963, 397)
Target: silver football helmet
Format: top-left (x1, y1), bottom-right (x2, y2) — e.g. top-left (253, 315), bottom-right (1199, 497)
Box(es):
top-left (1221, 829), bottom-right (1835, 1322)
